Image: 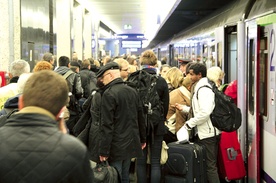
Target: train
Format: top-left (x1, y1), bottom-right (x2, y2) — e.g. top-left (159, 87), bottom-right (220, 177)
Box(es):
top-left (152, 0), bottom-right (276, 182)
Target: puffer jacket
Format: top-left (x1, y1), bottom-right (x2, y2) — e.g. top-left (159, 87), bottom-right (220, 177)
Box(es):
top-left (55, 66), bottom-right (83, 99)
top-left (0, 107), bottom-right (94, 183)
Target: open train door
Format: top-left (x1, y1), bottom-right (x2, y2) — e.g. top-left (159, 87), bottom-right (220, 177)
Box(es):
top-left (245, 20), bottom-right (261, 183)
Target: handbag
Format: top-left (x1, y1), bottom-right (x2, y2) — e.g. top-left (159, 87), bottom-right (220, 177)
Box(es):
top-left (93, 161), bottom-right (119, 183)
top-left (147, 141), bottom-right (169, 165)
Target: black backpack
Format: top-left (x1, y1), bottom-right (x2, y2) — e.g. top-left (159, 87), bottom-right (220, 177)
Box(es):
top-left (197, 80), bottom-right (241, 132)
top-left (126, 70), bottom-right (163, 132)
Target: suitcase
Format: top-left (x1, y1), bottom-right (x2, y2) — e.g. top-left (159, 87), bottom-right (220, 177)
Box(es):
top-left (218, 131), bottom-right (246, 181)
top-left (164, 140), bottom-right (207, 183)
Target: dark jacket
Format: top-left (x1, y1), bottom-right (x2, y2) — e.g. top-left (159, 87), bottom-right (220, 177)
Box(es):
top-left (55, 66), bottom-right (83, 99)
top-left (79, 68), bottom-right (97, 98)
top-left (0, 107), bottom-right (94, 183)
top-left (0, 94), bottom-right (19, 116)
top-left (99, 78), bottom-right (146, 161)
top-left (87, 90), bottom-right (103, 162)
top-left (143, 68), bottom-right (169, 136)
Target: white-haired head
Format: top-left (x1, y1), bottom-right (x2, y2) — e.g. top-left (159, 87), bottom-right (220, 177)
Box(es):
top-left (17, 73), bottom-right (33, 93)
top-left (207, 66), bottom-right (225, 87)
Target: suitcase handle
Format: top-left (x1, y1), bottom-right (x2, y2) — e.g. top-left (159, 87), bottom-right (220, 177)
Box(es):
top-left (227, 147), bottom-right (237, 160)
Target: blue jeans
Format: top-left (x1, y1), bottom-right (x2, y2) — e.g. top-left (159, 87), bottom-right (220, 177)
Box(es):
top-left (136, 135), bottom-right (163, 183)
top-left (109, 159), bottom-right (131, 183)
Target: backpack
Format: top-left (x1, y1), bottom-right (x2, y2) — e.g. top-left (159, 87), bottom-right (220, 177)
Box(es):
top-left (197, 80), bottom-right (241, 132)
top-left (126, 70), bottom-right (163, 133)
top-left (62, 70), bottom-right (82, 114)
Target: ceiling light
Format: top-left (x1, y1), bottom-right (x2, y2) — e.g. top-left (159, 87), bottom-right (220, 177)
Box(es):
top-left (124, 24), bottom-right (132, 30)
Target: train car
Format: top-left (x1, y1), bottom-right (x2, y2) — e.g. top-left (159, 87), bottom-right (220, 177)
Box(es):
top-left (154, 0), bottom-right (276, 182)
top-left (244, 0), bottom-right (276, 182)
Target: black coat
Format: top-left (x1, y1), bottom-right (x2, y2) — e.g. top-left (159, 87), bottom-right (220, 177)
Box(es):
top-left (0, 112), bottom-right (94, 183)
top-left (99, 78), bottom-right (146, 161)
top-left (79, 69), bottom-right (97, 98)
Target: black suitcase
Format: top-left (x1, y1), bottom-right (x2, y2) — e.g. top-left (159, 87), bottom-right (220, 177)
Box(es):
top-left (164, 140), bottom-right (207, 183)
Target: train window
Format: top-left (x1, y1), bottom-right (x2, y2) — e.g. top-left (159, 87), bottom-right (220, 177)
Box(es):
top-left (217, 42), bottom-right (222, 68)
top-left (248, 39), bottom-right (255, 115)
top-left (259, 35), bottom-right (268, 116)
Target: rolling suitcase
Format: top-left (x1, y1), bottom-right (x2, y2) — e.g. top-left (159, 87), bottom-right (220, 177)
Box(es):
top-left (164, 140), bottom-right (207, 183)
top-left (218, 131), bottom-right (246, 181)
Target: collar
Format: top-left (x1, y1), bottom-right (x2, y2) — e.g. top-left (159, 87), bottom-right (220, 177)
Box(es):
top-left (18, 106), bottom-right (56, 120)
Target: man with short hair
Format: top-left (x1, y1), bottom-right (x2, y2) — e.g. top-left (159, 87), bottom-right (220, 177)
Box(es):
top-left (0, 70), bottom-right (94, 183)
top-left (0, 60), bottom-right (30, 109)
top-left (43, 52), bottom-right (54, 64)
top-left (55, 56), bottom-right (83, 134)
top-left (178, 59), bottom-right (192, 77)
top-left (184, 63), bottom-right (221, 183)
top-left (79, 59), bottom-right (97, 98)
top-left (96, 62), bottom-right (146, 183)
top-left (114, 58), bottom-right (130, 81)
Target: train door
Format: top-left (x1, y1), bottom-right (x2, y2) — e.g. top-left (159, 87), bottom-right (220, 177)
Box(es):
top-left (225, 25), bottom-right (237, 84)
top-left (260, 22), bottom-right (276, 183)
top-left (246, 16), bottom-right (276, 183)
top-left (246, 20), bottom-right (260, 183)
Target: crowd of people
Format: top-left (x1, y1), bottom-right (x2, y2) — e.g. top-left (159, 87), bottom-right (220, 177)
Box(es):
top-left (0, 50), bottom-right (230, 183)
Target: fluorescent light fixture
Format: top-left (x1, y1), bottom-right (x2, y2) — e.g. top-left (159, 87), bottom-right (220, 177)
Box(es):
top-left (124, 24), bottom-right (132, 30)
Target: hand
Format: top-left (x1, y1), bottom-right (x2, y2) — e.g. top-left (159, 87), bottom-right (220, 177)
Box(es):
top-left (175, 103), bottom-right (183, 111)
top-left (175, 103), bottom-right (190, 113)
top-left (141, 143), bottom-right (146, 150)
top-left (184, 123), bottom-right (192, 130)
top-left (99, 156), bottom-right (108, 162)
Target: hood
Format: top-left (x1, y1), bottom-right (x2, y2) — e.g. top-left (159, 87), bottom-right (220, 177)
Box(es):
top-left (4, 94), bottom-right (20, 108)
top-left (55, 66), bottom-right (70, 75)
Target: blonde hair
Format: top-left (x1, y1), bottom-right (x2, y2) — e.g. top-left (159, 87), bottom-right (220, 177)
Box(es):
top-left (164, 67), bottom-right (184, 89)
top-left (94, 60), bottom-right (100, 67)
top-left (140, 50), bottom-right (157, 66)
top-left (128, 65), bottom-right (137, 74)
top-left (114, 58), bottom-right (129, 70)
top-left (207, 66), bottom-right (225, 86)
top-left (181, 77), bottom-right (192, 91)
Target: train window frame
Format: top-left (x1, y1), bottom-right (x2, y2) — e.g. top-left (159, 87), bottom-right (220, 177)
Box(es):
top-left (248, 39), bottom-right (255, 115)
top-left (259, 33), bottom-right (268, 117)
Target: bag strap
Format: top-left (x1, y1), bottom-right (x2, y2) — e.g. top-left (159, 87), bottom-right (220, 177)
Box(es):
top-left (62, 70), bottom-right (74, 79)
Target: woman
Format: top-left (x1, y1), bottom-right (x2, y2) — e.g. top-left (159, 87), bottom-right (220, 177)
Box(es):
top-left (136, 50), bottom-right (169, 183)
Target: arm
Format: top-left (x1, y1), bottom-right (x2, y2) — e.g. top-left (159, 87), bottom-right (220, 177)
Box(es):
top-left (186, 87), bottom-right (215, 128)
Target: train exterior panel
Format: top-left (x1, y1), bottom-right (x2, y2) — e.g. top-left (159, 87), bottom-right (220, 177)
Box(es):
top-left (154, 0), bottom-right (276, 182)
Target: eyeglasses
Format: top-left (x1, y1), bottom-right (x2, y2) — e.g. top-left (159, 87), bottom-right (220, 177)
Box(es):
top-left (101, 72), bottom-right (111, 79)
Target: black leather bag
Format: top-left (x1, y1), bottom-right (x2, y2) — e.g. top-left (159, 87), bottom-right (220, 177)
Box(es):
top-left (93, 161), bottom-right (119, 183)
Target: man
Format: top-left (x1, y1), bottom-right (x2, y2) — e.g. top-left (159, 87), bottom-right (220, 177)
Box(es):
top-left (184, 63), bottom-right (220, 183)
top-left (79, 59), bottom-right (97, 98)
top-left (43, 52), bottom-right (55, 66)
top-left (0, 60), bottom-right (30, 109)
top-left (114, 58), bottom-right (130, 81)
top-left (178, 59), bottom-right (192, 77)
top-left (96, 62), bottom-right (146, 183)
top-left (0, 70), bottom-right (93, 183)
top-left (55, 56), bottom-right (83, 134)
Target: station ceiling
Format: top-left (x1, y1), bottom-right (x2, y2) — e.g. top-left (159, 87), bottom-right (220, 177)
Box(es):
top-left (87, 0), bottom-right (237, 48)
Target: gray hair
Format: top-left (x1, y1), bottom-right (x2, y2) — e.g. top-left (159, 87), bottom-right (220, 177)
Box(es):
top-left (43, 52), bottom-right (53, 62)
top-left (9, 60), bottom-right (30, 77)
